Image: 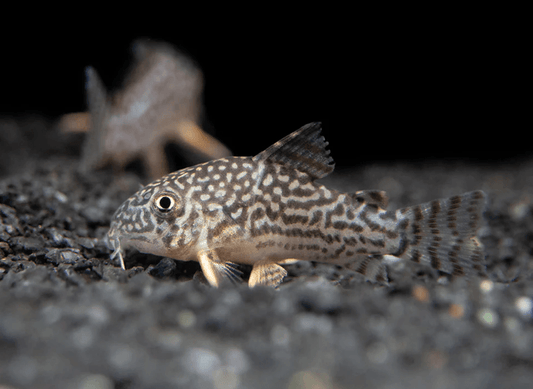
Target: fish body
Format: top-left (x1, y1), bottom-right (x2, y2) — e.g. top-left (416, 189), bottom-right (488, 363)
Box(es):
top-left (107, 122), bottom-right (486, 287)
top-left (80, 39), bottom-right (231, 179)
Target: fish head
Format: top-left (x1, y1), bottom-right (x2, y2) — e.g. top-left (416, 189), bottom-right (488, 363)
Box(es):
top-left (106, 173), bottom-right (197, 263)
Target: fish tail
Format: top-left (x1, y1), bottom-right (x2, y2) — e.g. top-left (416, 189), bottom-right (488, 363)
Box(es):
top-left (394, 190), bottom-right (487, 277)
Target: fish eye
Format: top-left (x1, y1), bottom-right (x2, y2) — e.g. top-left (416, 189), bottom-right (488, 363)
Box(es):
top-left (154, 193), bottom-right (177, 213)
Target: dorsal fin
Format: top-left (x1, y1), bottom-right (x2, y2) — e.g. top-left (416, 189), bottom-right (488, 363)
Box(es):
top-left (252, 122), bottom-right (335, 180)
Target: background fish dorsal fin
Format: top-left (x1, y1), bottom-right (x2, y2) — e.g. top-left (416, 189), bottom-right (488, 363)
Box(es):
top-left (80, 66), bottom-right (110, 171)
top-left (85, 66), bottom-right (108, 127)
top-left (253, 122), bottom-right (335, 180)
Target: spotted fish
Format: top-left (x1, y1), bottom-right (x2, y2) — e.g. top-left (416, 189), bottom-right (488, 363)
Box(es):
top-left (106, 122), bottom-right (486, 287)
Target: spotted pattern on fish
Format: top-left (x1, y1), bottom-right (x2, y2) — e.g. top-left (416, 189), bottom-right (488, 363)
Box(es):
top-left (107, 122), bottom-right (487, 287)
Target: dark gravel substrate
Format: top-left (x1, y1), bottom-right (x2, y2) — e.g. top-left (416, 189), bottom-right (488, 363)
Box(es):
top-left (1, 118), bottom-right (533, 389)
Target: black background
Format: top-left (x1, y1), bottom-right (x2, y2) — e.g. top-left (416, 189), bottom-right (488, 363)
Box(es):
top-left (1, 11), bottom-right (526, 167)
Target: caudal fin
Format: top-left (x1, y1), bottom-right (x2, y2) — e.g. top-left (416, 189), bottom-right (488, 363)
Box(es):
top-left (396, 190), bottom-right (487, 277)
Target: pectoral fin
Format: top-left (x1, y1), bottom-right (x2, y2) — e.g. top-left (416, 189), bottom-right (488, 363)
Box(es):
top-left (197, 249), bottom-right (242, 287)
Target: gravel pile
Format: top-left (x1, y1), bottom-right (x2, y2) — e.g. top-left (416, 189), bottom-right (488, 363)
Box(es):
top-left (1, 118), bottom-right (533, 389)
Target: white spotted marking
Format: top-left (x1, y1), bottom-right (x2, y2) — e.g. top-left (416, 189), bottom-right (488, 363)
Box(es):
top-left (263, 174), bottom-right (273, 186)
top-left (237, 171), bottom-right (247, 180)
top-left (231, 208), bottom-right (243, 219)
top-left (232, 163), bottom-right (238, 169)
top-left (289, 181), bottom-right (299, 190)
top-left (186, 185), bottom-right (202, 200)
top-left (279, 175), bottom-right (289, 182)
top-left (273, 187), bottom-right (282, 195)
top-left (301, 182), bottom-right (315, 191)
top-left (215, 190), bottom-right (226, 198)
top-left (283, 208), bottom-right (309, 218)
top-left (213, 174), bottom-right (220, 180)
top-left (242, 193), bottom-right (252, 202)
top-left (225, 194), bottom-right (237, 207)
top-left (208, 166), bottom-right (214, 172)
top-left (208, 203), bottom-right (220, 211)
top-left (218, 165), bottom-right (226, 171)
top-left (200, 194), bottom-right (211, 201)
